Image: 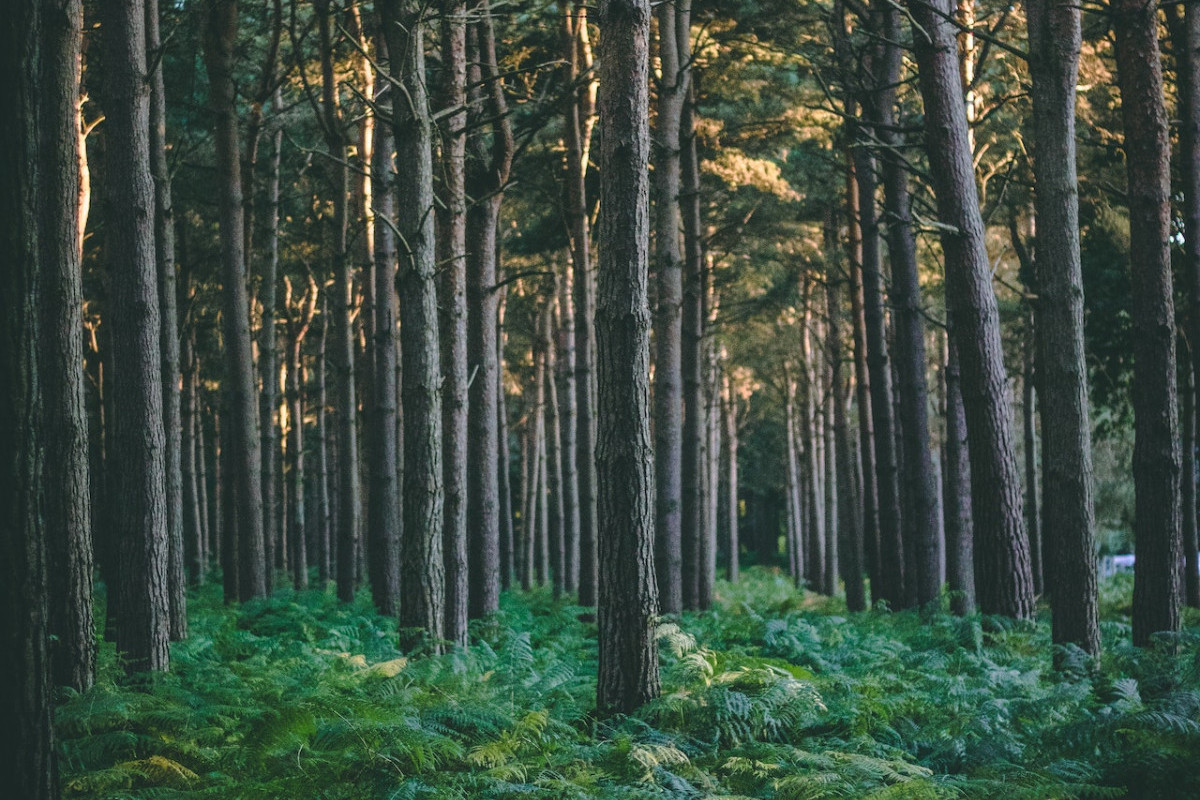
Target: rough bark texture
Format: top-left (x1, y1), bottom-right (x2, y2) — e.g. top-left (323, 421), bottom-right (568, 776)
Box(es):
top-left (41, 0), bottom-right (95, 691)
top-left (204, 0), bottom-right (267, 602)
top-left (1021, 323), bottom-right (1043, 596)
top-left (1113, 0), bottom-right (1183, 645)
top-left (383, 0), bottom-right (446, 647)
top-left (106, 0), bottom-right (172, 670)
top-left (725, 380), bottom-right (740, 583)
top-left (1182, 363), bottom-right (1200, 609)
top-left (827, 267), bottom-right (865, 610)
top-left (146, 0), bottom-right (185, 637)
top-left (287, 279), bottom-right (316, 592)
top-left (1026, 0), bottom-right (1099, 654)
top-left (871, 6), bottom-right (939, 608)
top-left (852, 130), bottom-right (904, 608)
top-left (558, 260), bottom-right (582, 592)
top-left (595, 0), bottom-right (661, 716)
top-left (314, 0), bottom-right (359, 603)
top-left (1, 4), bottom-right (59, 789)
top-left (545, 302), bottom-right (567, 596)
top-left (368, 42), bottom-right (401, 617)
top-left (562, 0), bottom-right (600, 605)
top-left (438, 0), bottom-right (469, 645)
top-left (315, 303), bottom-right (332, 584)
top-left (907, 0), bottom-right (1034, 618)
top-left (259, 88), bottom-right (283, 587)
top-left (653, 0), bottom-right (684, 614)
top-left (1171, 1), bottom-right (1200, 612)
top-left (943, 325), bottom-right (976, 615)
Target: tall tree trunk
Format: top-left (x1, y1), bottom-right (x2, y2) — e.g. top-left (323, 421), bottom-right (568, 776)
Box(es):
top-left (106, 0), bottom-right (171, 669)
top-left (851, 122), bottom-right (904, 608)
top-left (258, 87), bottom-right (284, 588)
top-left (315, 299), bottom-right (332, 584)
top-left (2, 3), bottom-right (59, 789)
top-left (545, 300), bottom-right (567, 597)
top-left (498, 299), bottom-right (515, 591)
top-left (562, 0), bottom-right (599, 606)
top-left (943, 323), bottom-right (976, 614)
top-left (802, 296), bottom-right (826, 592)
top-left (1026, 0), bottom-right (1098, 654)
top-left (287, 281), bottom-right (315, 591)
top-left (845, 156), bottom-right (880, 607)
top-left (1182, 360), bottom-right (1200, 608)
top-left (182, 330), bottom-right (204, 584)
top-left (784, 372), bottom-right (803, 584)
top-left (827, 263), bottom-right (865, 610)
top-left (653, 0), bottom-right (684, 614)
top-left (907, 0), bottom-right (1034, 618)
top-left (724, 377), bottom-right (740, 583)
top-left (205, 0), bottom-right (267, 602)
top-left (595, 0), bottom-right (660, 716)
top-left (41, 0), bottom-right (95, 691)
top-left (871, 5), bottom-right (939, 608)
top-left (1113, 0), bottom-right (1183, 645)
top-left (465, 0), bottom-right (513, 618)
top-left (146, 0), bottom-right (185, 636)
top-left (1170, 0), bottom-right (1200, 613)
top-left (1021, 319), bottom-right (1043, 595)
top-left (368, 35), bottom-right (401, 617)
top-left (314, 0), bottom-right (360, 603)
top-left (382, 0), bottom-right (445, 646)
top-left (822, 306), bottom-right (839, 597)
top-left (557, 261), bottom-right (581, 592)
top-left (437, 0), bottom-right (469, 645)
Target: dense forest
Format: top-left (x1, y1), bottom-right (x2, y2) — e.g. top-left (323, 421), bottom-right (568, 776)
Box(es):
top-left (4, 0), bottom-right (1200, 797)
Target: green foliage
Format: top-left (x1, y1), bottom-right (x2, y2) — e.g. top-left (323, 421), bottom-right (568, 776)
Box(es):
top-left (59, 571), bottom-right (1200, 799)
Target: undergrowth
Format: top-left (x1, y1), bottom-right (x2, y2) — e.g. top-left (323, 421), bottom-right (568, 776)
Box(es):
top-left (57, 570), bottom-right (1200, 799)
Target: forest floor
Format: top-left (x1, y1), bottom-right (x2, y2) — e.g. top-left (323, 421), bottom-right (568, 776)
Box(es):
top-left (59, 569), bottom-right (1200, 800)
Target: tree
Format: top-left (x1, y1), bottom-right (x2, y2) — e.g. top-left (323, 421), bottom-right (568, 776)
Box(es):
top-left (147, 0), bottom-right (185, 638)
top-left (437, 0), bottom-right (469, 646)
top-left (871, 0), bottom-right (939, 608)
top-left (1113, 0), bottom-right (1183, 646)
top-left (1026, 0), bottom-right (1099, 656)
top-left (595, 0), bottom-right (661, 715)
top-left (204, 0), bottom-right (267, 602)
top-left (653, 0), bottom-right (685, 614)
top-left (906, 0), bottom-right (1035, 619)
top-left (382, 0), bottom-right (446, 646)
top-left (40, 0), bottom-right (95, 691)
top-left (1, 1), bottom-right (58, 791)
top-left (105, 0), bottom-right (172, 670)
top-left (368, 31), bottom-right (401, 617)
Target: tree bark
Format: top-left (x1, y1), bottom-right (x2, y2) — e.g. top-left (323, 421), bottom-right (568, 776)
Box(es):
top-left (724, 377), bottom-right (740, 583)
top-left (287, 278), bottom-right (316, 592)
top-left (40, 0), bottom-right (95, 691)
top-left (1, 2), bottom-right (59, 788)
top-left (1022, 322), bottom-right (1043, 596)
top-left (595, 0), bottom-right (660, 716)
top-left (558, 260), bottom-right (582, 592)
top-left (562, 0), bottom-right (600, 606)
top-left (204, 0), bottom-right (267, 602)
top-left (851, 123), bottom-right (904, 608)
top-left (106, 0), bottom-right (172, 669)
top-left (368, 33), bottom-right (401, 617)
top-left (653, 0), bottom-right (685, 614)
top-left (943, 322), bottom-right (976, 615)
top-left (545, 300), bottom-right (567, 597)
top-left (465, 0), bottom-right (513, 618)
top-left (315, 298), bottom-right (332, 585)
top-left (1182, 360), bottom-right (1200, 608)
top-left (1170, 0), bottom-right (1200, 613)
top-left (382, 0), bottom-right (445, 647)
top-left (907, 0), bottom-right (1035, 618)
top-left (1113, 0), bottom-right (1184, 645)
top-left (827, 263), bottom-right (865, 610)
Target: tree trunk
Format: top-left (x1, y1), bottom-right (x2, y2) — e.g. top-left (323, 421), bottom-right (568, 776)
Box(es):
top-left (1113, 0), bottom-right (1184, 645)
top-left (557, 260), bottom-right (581, 592)
top-left (40, 0), bottom-right (95, 691)
top-left (498, 298), bottom-right (515, 591)
top-left (827, 264), bottom-right (865, 610)
top-left (802, 295), bottom-right (826, 593)
top-left (784, 372), bottom-right (804, 585)
top-left (870, 7), bottom-right (939, 608)
top-left (204, 0), bottom-right (267, 602)
top-left (437, 0), bottom-right (469, 645)
top-left (562, 0), bottom-right (599, 606)
top-left (545, 301), bottom-right (567, 597)
top-left (595, 0), bottom-right (660, 716)
top-left (653, 0), bottom-right (685, 614)
top-left (1, 3), bottom-right (59, 788)
top-left (258, 88), bottom-right (284, 588)
top-left (1170, 0), bottom-right (1200, 613)
top-left (105, 0), bottom-right (171, 669)
top-left (315, 299), bottom-right (332, 585)
top-left (382, 0), bottom-right (445, 647)
top-left (907, 0), bottom-right (1034, 618)
top-left (822, 307), bottom-right (840, 597)
top-left (465, 0), bottom-right (513, 618)
top-left (1182, 361), bottom-right (1200, 608)
top-left (943, 323), bottom-right (976, 614)
top-left (1025, 0), bottom-right (1099, 653)
top-left (851, 126), bottom-right (904, 609)
top-left (724, 378), bottom-right (740, 583)
top-left (1021, 319), bottom-right (1043, 596)
top-left (182, 330), bottom-right (205, 584)
top-left (368, 35), bottom-right (401, 617)
top-left (287, 282), bottom-right (315, 591)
